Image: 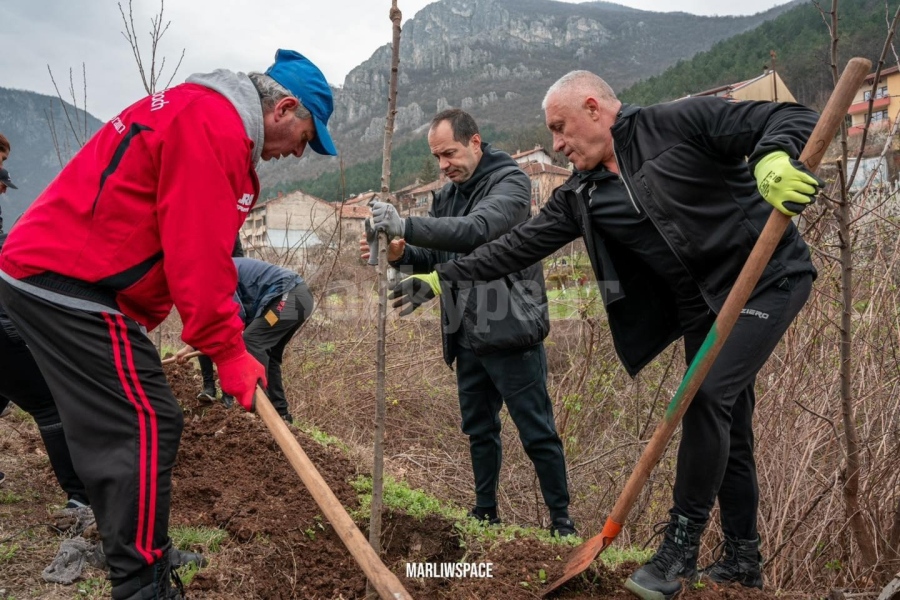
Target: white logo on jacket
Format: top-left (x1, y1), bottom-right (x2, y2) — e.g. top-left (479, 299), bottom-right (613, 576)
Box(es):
top-left (150, 91), bottom-right (169, 112)
top-left (237, 193), bottom-right (254, 213)
top-left (111, 117), bottom-right (126, 134)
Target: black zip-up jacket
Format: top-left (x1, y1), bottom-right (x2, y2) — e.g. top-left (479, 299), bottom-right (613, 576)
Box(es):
top-left (393, 143), bottom-right (550, 365)
top-left (436, 98), bottom-right (818, 376)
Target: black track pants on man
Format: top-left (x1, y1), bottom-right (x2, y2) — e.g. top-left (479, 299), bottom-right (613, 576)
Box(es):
top-left (0, 279), bottom-right (181, 582)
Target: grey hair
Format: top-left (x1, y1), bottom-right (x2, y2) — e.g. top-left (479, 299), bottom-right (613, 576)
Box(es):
top-left (542, 70), bottom-right (618, 110)
top-left (248, 72), bottom-right (312, 119)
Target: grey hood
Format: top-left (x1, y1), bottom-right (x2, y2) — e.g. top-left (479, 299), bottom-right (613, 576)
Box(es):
top-left (186, 69), bottom-right (264, 165)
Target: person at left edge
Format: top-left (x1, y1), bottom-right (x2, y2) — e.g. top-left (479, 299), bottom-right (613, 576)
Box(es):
top-left (0, 49), bottom-right (337, 600)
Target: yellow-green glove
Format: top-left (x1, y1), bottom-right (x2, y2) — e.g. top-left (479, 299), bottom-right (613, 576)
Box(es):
top-left (754, 151), bottom-right (825, 216)
top-left (388, 272), bottom-right (442, 316)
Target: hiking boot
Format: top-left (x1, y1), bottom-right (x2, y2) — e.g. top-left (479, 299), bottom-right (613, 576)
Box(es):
top-left (550, 516), bottom-right (577, 538)
top-left (702, 536), bottom-right (763, 589)
top-left (221, 393), bottom-right (234, 409)
top-left (625, 514), bottom-right (705, 600)
top-left (111, 550), bottom-right (184, 600)
top-left (171, 547), bottom-right (209, 569)
top-left (197, 385), bottom-right (217, 403)
top-left (467, 506), bottom-right (501, 525)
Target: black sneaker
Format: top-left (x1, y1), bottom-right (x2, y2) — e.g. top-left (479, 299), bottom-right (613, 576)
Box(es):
top-left (467, 506), bottom-right (501, 525)
top-left (702, 536), bottom-right (763, 589)
top-left (65, 497), bottom-right (89, 509)
top-left (197, 386), bottom-right (217, 403)
top-left (221, 393), bottom-right (234, 409)
top-left (281, 413), bottom-right (294, 425)
top-left (625, 514), bottom-right (705, 600)
top-left (550, 516), bottom-right (577, 537)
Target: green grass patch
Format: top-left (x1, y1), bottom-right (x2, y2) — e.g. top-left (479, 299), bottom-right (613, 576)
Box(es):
top-left (0, 490), bottom-right (23, 505)
top-left (176, 561), bottom-right (201, 587)
top-left (351, 475), bottom-right (465, 521)
top-left (597, 545), bottom-right (654, 567)
top-left (298, 422), bottom-right (349, 452)
top-left (546, 287), bottom-right (599, 319)
top-left (169, 525), bottom-right (227, 553)
top-left (0, 543), bottom-right (19, 563)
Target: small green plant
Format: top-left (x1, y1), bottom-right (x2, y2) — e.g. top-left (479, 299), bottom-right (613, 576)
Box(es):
top-left (538, 568), bottom-right (548, 583)
top-left (298, 423), bottom-right (349, 451)
top-left (0, 543), bottom-right (19, 562)
top-left (169, 526), bottom-right (227, 553)
top-left (0, 491), bottom-right (23, 505)
top-left (692, 580), bottom-right (707, 590)
top-left (305, 527), bottom-right (317, 540)
top-left (177, 561), bottom-right (201, 587)
top-left (825, 559), bottom-right (843, 571)
top-left (597, 545), bottom-right (655, 567)
top-left (76, 576), bottom-right (112, 598)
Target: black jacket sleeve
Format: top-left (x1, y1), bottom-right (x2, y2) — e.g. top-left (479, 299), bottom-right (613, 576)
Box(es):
top-left (403, 169), bottom-right (532, 253)
top-left (436, 187), bottom-right (583, 283)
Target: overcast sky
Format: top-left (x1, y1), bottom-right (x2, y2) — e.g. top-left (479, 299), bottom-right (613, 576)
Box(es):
top-left (4, 0), bottom-right (793, 121)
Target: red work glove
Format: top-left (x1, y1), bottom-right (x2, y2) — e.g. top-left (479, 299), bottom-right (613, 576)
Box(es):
top-left (216, 351), bottom-right (267, 412)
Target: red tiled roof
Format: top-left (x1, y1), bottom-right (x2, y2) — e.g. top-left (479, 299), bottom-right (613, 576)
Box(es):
top-left (337, 204), bottom-right (371, 219)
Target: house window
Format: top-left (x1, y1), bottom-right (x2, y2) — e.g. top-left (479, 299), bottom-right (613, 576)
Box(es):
top-left (877, 85), bottom-right (889, 98)
top-left (864, 90), bottom-right (872, 101)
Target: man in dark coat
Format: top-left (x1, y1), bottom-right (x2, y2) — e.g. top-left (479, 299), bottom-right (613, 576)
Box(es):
top-left (389, 73), bottom-right (822, 599)
top-left (365, 108), bottom-right (574, 536)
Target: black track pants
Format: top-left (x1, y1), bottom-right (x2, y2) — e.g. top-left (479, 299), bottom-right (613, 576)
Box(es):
top-left (0, 280), bottom-right (181, 581)
top-left (672, 274), bottom-right (812, 539)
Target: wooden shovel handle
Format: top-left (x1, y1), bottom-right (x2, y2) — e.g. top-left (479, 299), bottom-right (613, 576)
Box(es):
top-left (254, 388), bottom-right (413, 600)
top-left (160, 350), bottom-right (202, 366)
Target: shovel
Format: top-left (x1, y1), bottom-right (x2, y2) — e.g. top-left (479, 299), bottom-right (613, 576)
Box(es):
top-left (543, 56), bottom-right (872, 597)
top-left (253, 387), bottom-right (413, 600)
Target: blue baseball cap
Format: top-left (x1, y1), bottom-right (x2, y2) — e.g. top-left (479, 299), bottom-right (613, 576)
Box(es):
top-left (265, 49), bottom-right (337, 156)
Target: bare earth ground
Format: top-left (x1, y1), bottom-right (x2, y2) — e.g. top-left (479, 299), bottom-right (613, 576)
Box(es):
top-left (0, 366), bottom-right (784, 599)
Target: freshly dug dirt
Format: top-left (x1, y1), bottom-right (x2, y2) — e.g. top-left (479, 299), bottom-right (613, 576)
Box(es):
top-left (0, 364), bottom-right (782, 599)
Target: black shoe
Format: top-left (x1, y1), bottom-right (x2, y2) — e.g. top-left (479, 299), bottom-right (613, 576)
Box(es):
top-left (281, 413), bottom-right (294, 425)
top-left (0, 471), bottom-right (5, 485)
top-left (624, 514), bottom-right (705, 600)
top-left (65, 497), bottom-right (89, 509)
top-left (467, 506), bottom-right (501, 525)
top-left (702, 536), bottom-right (763, 589)
top-left (111, 550), bottom-right (184, 600)
top-left (171, 547), bottom-right (209, 569)
top-left (221, 393), bottom-right (234, 409)
top-left (550, 516), bottom-right (577, 537)
top-left (197, 386), bottom-right (217, 403)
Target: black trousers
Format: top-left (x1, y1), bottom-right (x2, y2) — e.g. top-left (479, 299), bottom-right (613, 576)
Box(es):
top-left (0, 280), bottom-right (181, 583)
top-left (456, 342), bottom-right (570, 517)
top-left (243, 283), bottom-right (314, 418)
top-left (0, 323), bottom-right (87, 503)
top-left (673, 274), bottom-right (813, 540)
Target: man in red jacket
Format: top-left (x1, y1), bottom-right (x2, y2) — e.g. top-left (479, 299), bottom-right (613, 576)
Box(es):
top-left (0, 49), bottom-right (336, 600)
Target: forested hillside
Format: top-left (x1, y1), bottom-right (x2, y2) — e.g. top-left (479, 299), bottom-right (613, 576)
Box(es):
top-left (620, 0), bottom-right (886, 107)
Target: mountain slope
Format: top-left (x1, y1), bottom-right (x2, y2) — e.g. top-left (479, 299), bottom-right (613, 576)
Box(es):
top-left (0, 87), bottom-right (102, 224)
top-left (260, 0), bottom-right (800, 190)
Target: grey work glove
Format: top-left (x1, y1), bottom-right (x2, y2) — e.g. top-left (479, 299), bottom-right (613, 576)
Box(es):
top-left (371, 201), bottom-right (406, 238)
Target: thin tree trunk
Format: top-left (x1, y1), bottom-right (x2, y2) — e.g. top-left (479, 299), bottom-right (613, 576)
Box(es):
top-left (829, 0), bottom-right (879, 572)
top-left (368, 0), bottom-right (403, 575)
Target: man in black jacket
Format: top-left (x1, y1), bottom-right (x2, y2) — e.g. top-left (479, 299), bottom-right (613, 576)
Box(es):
top-left (365, 108), bottom-right (574, 536)
top-left (390, 74), bottom-right (822, 599)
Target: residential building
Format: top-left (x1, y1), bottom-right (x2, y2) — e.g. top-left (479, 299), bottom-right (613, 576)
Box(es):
top-left (241, 190), bottom-right (338, 263)
top-left (848, 65), bottom-right (898, 135)
top-left (687, 69), bottom-right (796, 103)
top-left (522, 161), bottom-right (571, 214)
top-left (512, 145), bottom-right (553, 167)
